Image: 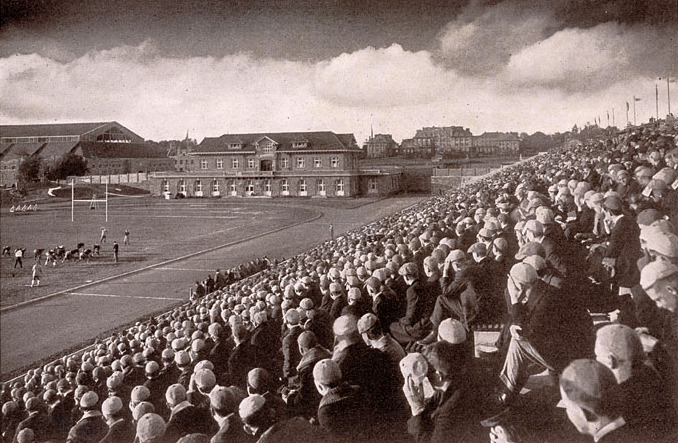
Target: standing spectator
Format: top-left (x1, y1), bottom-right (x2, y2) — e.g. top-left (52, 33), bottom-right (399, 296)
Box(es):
top-left (112, 241), bottom-right (119, 263)
top-left (123, 229), bottom-right (130, 245)
top-left (329, 223), bottom-right (334, 240)
top-left (30, 262), bottom-right (41, 287)
top-left (14, 247), bottom-right (24, 269)
top-left (100, 227), bottom-right (107, 243)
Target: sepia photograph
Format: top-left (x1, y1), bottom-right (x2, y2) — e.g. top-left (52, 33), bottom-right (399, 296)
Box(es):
top-left (1, 1), bottom-right (677, 441)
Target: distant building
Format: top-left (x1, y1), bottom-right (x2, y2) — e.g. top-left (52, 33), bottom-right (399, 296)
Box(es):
top-left (472, 132), bottom-right (521, 156)
top-left (413, 126), bottom-right (474, 156)
top-left (73, 142), bottom-right (175, 175)
top-left (0, 122), bottom-right (172, 186)
top-left (150, 131), bottom-right (401, 198)
top-left (363, 133), bottom-right (398, 158)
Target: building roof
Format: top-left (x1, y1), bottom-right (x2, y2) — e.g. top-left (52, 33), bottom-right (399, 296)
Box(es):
top-left (73, 142), bottom-right (170, 159)
top-left (1, 143), bottom-right (46, 162)
top-left (0, 122), bottom-right (144, 142)
top-left (477, 132), bottom-right (520, 141)
top-left (35, 141), bottom-right (80, 160)
top-left (197, 131), bottom-right (361, 153)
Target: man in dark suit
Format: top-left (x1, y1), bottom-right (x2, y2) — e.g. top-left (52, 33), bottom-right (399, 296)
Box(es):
top-left (227, 324), bottom-right (262, 390)
top-left (208, 386), bottom-right (249, 443)
top-left (496, 263), bottom-right (593, 405)
top-left (405, 341), bottom-right (479, 443)
top-left (281, 309), bottom-right (304, 384)
top-left (65, 391), bottom-right (108, 443)
top-left (13, 398), bottom-right (53, 443)
top-left (100, 396), bottom-right (135, 443)
top-left (164, 383), bottom-right (215, 442)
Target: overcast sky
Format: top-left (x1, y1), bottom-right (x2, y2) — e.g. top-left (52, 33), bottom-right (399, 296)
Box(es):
top-left (1, 0), bottom-right (677, 143)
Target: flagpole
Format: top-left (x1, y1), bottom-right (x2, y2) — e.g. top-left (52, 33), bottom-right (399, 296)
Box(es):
top-left (633, 96), bottom-right (637, 125)
top-left (669, 77), bottom-right (672, 116)
top-left (626, 102), bottom-right (629, 127)
top-left (612, 108), bottom-right (615, 127)
top-left (656, 84), bottom-right (659, 121)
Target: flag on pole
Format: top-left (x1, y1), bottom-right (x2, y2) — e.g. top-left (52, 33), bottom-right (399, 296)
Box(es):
top-left (634, 97), bottom-right (642, 101)
top-left (626, 102), bottom-right (630, 111)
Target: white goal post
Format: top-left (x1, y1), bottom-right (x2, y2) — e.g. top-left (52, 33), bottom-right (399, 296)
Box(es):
top-left (71, 181), bottom-right (108, 222)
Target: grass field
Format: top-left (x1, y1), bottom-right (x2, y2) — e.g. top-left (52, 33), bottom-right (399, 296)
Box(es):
top-left (0, 195), bottom-right (333, 307)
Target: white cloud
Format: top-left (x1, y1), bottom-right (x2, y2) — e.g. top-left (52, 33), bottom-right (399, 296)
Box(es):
top-left (0, 32), bottom-right (672, 147)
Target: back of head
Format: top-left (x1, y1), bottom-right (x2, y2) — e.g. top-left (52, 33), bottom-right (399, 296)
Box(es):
top-left (136, 413), bottom-right (166, 443)
top-left (595, 324), bottom-right (645, 373)
top-left (313, 359), bottom-right (342, 388)
top-left (297, 330), bottom-right (318, 351)
top-left (559, 359), bottom-right (622, 420)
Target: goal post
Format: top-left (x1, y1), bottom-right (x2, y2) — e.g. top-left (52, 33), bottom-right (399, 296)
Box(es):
top-left (71, 181), bottom-right (108, 222)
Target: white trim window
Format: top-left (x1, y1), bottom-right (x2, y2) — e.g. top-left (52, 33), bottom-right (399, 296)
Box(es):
top-left (246, 180), bottom-right (254, 193)
top-left (229, 181), bottom-right (237, 193)
top-left (264, 180), bottom-right (272, 192)
top-left (232, 158), bottom-right (239, 168)
top-left (179, 180), bottom-right (186, 194)
top-left (248, 158), bottom-right (255, 169)
top-left (314, 158), bottom-right (322, 168)
top-left (336, 179), bottom-right (344, 192)
top-left (212, 180), bottom-right (219, 192)
top-left (297, 157), bottom-right (305, 168)
top-left (195, 180), bottom-right (202, 192)
top-left (216, 158), bottom-right (223, 169)
top-left (299, 179), bottom-right (307, 193)
top-left (281, 179), bottom-right (289, 192)
top-left (281, 157), bottom-right (289, 168)
top-left (162, 179), bottom-right (169, 193)
top-left (200, 159), bottom-right (209, 170)
top-left (331, 157), bottom-right (339, 168)
top-left (368, 178), bottom-right (378, 193)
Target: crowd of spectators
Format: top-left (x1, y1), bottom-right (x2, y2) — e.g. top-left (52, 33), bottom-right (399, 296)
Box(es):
top-left (3, 121), bottom-right (678, 443)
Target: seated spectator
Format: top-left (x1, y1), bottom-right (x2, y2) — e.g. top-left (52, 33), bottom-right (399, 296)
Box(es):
top-left (284, 331), bottom-right (331, 419)
top-left (594, 324), bottom-right (676, 439)
top-left (208, 386), bottom-right (249, 443)
top-left (404, 341), bottom-right (477, 443)
top-left (66, 391), bottom-right (108, 443)
top-left (135, 413), bottom-right (166, 443)
top-left (390, 263), bottom-right (437, 345)
top-left (164, 383), bottom-right (215, 442)
top-left (558, 359), bottom-right (639, 442)
top-left (313, 359), bottom-right (372, 441)
top-left (100, 396), bottom-right (135, 443)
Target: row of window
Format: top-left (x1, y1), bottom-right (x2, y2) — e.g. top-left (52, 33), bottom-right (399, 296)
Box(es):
top-left (162, 178), bottom-right (361, 193)
top-left (199, 157), bottom-right (341, 170)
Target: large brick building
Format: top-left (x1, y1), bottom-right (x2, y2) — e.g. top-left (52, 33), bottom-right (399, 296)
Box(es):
top-left (472, 132), bottom-right (520, 156)
top-left (413, 126), bottom-right (474, 156)
top-left (151, 131), bottom-right (401, 198)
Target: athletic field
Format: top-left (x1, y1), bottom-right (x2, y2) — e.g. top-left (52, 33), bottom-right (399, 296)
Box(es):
top-left (0, 194), bottom-right (425, 379)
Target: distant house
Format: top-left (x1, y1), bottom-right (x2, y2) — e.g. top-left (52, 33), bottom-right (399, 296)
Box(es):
top-left (0, 122), bottom-right (172, 186)
top-left (472, 132), bottom-right (521, 156)
top-left (150, 131), bottom-right (401, 198)
top-left (363, 134), bottom-right (398, 158)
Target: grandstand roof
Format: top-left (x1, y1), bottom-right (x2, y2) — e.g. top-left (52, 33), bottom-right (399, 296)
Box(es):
top-left (0, 122), bottom-right (120, 138)
top-left (73, 142), bottom-right (170, 159)
top-left (197, 131), bottom-right (361, 153)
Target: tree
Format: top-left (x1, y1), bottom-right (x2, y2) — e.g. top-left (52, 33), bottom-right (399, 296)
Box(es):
top-left (17, 155), bottom-right (43, 183)
top-left (45, 153), bottom-right (89, 180)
